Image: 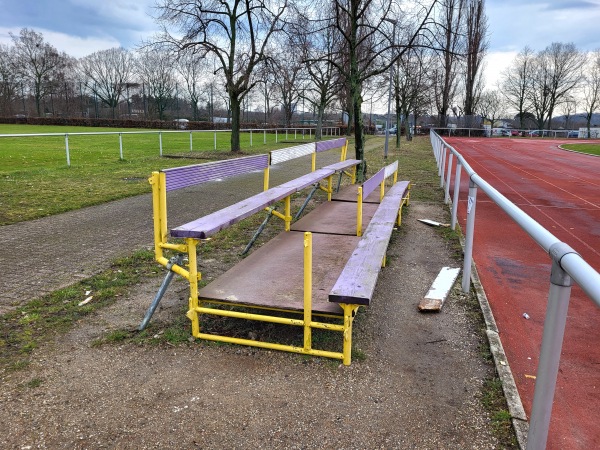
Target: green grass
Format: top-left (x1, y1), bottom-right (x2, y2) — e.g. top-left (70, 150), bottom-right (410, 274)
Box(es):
top-left (0, 124), bottom-right (328, 225)
top-left (561, 143), bottom-right (600, 156)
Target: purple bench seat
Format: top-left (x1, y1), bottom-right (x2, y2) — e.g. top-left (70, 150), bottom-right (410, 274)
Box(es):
top-left (329, 180), bottom-right (410, 305)
top-left (170, 168), bottom-right (336, 239)
top-left (322, 159), bottom-right (361, 172)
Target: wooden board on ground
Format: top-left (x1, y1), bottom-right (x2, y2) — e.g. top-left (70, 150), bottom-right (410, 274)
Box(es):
top-left (418, 267), bottom-right (461, 312)
top-left (291, 200), bottom-right (379, 236)
top-left (332, 184), bottom-right (382, 204)
top-left (198, 231), bottom-right (361, 315)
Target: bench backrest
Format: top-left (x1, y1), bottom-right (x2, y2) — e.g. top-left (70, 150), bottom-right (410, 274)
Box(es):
top-left (162, 154), bottom-right (269, 192)
top-left (362, 167), bottom-right (385, 200)
top-left (270, 143), bottom-right (315, 165)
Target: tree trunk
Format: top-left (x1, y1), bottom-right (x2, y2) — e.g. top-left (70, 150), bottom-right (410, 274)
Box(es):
top-left (316, 104), bottom-right (325, 140)
top-left (230, 94), bottom-right (242, 152)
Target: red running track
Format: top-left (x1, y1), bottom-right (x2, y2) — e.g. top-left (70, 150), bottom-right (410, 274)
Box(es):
top-left (444, 137), bottom-right (600, 450)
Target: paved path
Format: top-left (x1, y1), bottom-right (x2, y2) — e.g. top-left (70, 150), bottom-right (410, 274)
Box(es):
top-left (0, 153), bottom-right (340, 315)
top-left (446, 137), bottom-right (600, 450)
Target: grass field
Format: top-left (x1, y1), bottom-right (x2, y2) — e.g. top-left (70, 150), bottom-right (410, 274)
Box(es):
top-left (560, 143), bottom-right (600, 156)
top-left (0, 124), bottom-right (330, 225)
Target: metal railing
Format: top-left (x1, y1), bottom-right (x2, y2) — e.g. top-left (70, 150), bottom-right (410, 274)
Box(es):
top-left (0, 126), bottom-right (341, 167)
top-left (430, 130), bottom-right (600, 450)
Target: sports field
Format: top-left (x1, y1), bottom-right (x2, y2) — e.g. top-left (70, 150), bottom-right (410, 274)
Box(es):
top-left (0, 124), bottom-right (324, 225)
top-left (446, 137), bottom-right (600, 450)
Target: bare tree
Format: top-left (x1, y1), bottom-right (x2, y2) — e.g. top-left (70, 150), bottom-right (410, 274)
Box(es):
top-left (330, 0), bottom-right (436, 170)
top-left (463, 0), bottom-right (488, 120)
top-left (559, 96), bottom-right (577, 130)
top-left (137, 49), bottom-right (178, 120)
top-left (394, 42), bottom-right (431, 144)
top-left (78, 48), bottom-right (135, 118)
top-left (152, 0), bottom-right (288, 152)
top-left (582, 49), bottom-right (600, 138)
top-left (296, 13), bottom-right (341, 139)
top-left (543, 42), bottom-right (586, 130)
top-left (268, 50), bottom-right (303, 127)
top-left (477, 89), bottom-right (506, 129)
top-left (0, 44), bottom-right (19, 115)
top-left (10, 28), bottom-right (69, 117)
top-left (177, 52), bottom-right (209, 121)
top-left (500, 47), bottom-right (534, 129)
top-left (431, 0), bottom-right (465, 127)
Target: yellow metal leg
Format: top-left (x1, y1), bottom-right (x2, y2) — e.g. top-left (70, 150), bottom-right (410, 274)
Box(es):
top-left (357, 187), bottom-right (363, 236)
top-left (186, 238), bottom-right (200, 336)
top-left (284, 196), bottom-right (291, 231)
top-left (303, 232), bottom-right (312, 352)
top-left (341, 304), bottom-right (359, 366)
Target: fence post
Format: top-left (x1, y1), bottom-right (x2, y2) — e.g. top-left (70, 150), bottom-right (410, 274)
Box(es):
top-left (65, 134), bottom-right (71, 167)
top-left (462, 179), bottom-right (477, 292)
top-left (190, 132), bottom-right (193, 152)
top-left (445, 152), bottom-right (453, 204)
top-left (250, 130), bottom-right (253, 147)
top-left (527, 244), bottom-right (575, 450)
top-left (159, 132), bottom-right (163, 156)
top-left (451, 162), bottom-right (462, 230)
top-left (214, 131), bottom-right (217, 150)
top-left (276, 129), bottom-right (278, 143)
top-left (119, 133), bottom-right (123, 160)
top-left (440, 146), bottom-right (447, 187)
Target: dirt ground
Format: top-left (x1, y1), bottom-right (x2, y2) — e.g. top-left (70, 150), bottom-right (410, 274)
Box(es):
top-left (0, 201), bottom-right (505, 449)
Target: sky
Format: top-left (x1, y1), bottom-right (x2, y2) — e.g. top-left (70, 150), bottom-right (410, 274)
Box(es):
top-left (1, 0), bottom-right (600, 95)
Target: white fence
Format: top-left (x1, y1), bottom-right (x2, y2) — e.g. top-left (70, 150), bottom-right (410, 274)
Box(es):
top-left (0, 127), bottom-right (341, 167)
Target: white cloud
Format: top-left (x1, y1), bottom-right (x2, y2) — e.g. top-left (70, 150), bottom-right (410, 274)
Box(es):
top-left (0, 26), bottom-right (122, 58)
top-left (483, 50), bottom-right (518, 90)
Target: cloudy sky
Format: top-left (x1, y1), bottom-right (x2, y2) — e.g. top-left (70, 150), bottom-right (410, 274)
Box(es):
top-left (1, 0), bottom-right (600, 91)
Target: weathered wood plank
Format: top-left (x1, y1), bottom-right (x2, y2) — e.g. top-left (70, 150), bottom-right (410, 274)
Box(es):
top-left (418, 267), bottom-right (461, 311)
top-left (198, 231), bottom-right (360, 315)
top-left (322, 159), bottom-right (361, 172)
top-left (171, 168), bottom-right (336, 239)
top-left (329, 181), bottom-right (410, 305)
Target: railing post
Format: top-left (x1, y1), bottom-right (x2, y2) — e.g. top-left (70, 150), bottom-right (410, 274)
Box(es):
top-left (264, 129), bottom-right (266, 144)
top-left (462, 179), bottom-right (477, 292)
top-left (445, 152), bottom-right (453, 204)
top-left (190, 131), bottom-right (193, 152)
top-left (250, 130), bottom-right (253, 147)
top-left (527, 244), bottom-right (576, 450)
top-left (440, 146), bottom-right (447, 187)
top-left (159, 132), bottom-right (163, 156)
top-left (451, 162), bottom-right (462, 230)
top-left (214, 131), bottom-right (217, 150)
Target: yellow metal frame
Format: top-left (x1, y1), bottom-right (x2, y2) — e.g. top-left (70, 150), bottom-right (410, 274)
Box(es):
top-left (150, 168), bottom-right (361, 365)
top-left (187, 232), bottom-right (361, 365)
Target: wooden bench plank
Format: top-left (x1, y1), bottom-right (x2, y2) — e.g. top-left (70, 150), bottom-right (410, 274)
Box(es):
top-left (291, 201), bottom-right (379, 236)
top-left (329, 181), bottom-right (410, 305)
top-left (198, 231), bottom-right (361, 315)
top-left (170, 168), bottom-right (336, 239)
top-left (275, 167), bottom-right (335, 191)
top-left (322, 159), bottom-right (361, 172)
top-left (170, 186), bottom-right (293, 239)
top-left (332, 185), bottom-right (381, 203)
